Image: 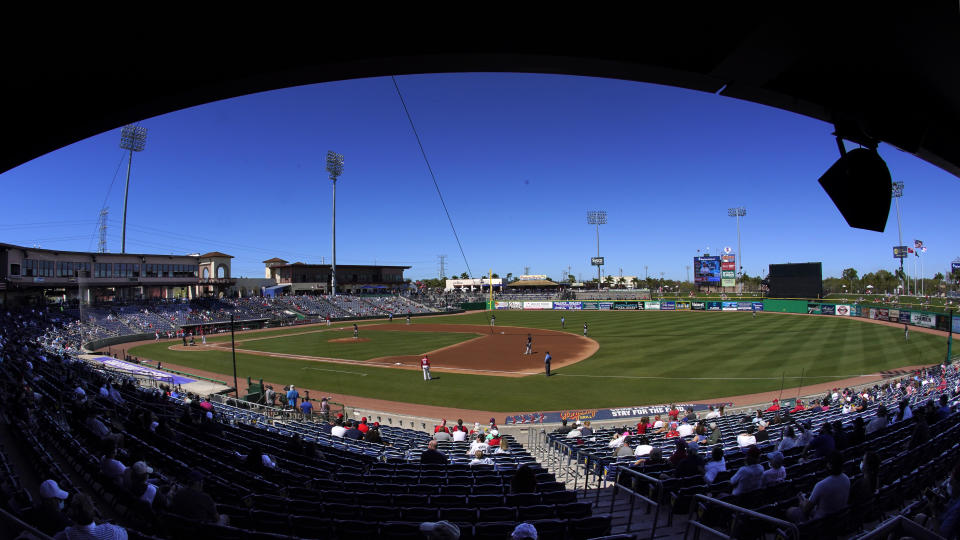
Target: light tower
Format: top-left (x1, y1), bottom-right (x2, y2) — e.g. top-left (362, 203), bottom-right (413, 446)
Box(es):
top-left (326, 151), bottom-right (344, 296)
top-left (891, 182), bottom-right (905, 294)
top-left (587, 210), bottom-right (607, 290)
top-left (97, 208), bottom-right (109, 253)
top-left (727, 207), bottom-right (746, 291)
top-left (119, 124), bottom-right (147, 253)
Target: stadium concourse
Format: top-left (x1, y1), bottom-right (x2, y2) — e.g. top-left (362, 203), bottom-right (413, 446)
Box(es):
top-left (0, 302), bottom-right (957, 539)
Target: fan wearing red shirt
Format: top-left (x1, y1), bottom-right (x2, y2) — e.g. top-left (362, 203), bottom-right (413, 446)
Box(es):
top-left (357, 417), bottom-right (369, 434)
top-left (766, 399), bottom-right (781, 413)
top-left (790, 399), bottom-right (806, 414)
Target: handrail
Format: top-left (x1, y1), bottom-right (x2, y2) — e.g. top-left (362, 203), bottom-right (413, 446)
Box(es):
top-left (611, 466), bottom-right (667, 539)
top-left (855, 515), bottom-right (946, 540)
top-left (685, 493), bottom-right (799, 540)
top-left (0, 505), bottom-right (54, 540)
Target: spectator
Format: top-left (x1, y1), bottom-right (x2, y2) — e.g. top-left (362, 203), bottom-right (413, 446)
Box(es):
top-left (31, 479), bottom-right (72, 535)
top-left (420, 520), bottom-right (461, 540)
top-left (421, 440), bottom-right (448, 465)
top-left (633, 435), bottom-right (654, 458)
top-left (766, 399), bottom-right (781, 413)
top-left (938, 462), bottom-right (960, 538)
top-left (704, 446), bottom-right (726, 484)
top-left (357, 417), bottom-right (369, 434)
top-left (511, 522), bottom-right (538, 539)
top-left (778, 425), bottom-right (799, 452)
top-left (470, 450), bottom-right (494, 466)
top-left (737, 425), bottom-right (757, 449)
top-left (754, 423), bottom-right (770, 444)
top-left (330, 419), bottom-right (346, 438)
top-left (674, 442), bottom-right (704, 478)
top-left (467, 434), bottom-right (487, 456)
top-left (803, 423), bottom-right (835, 460)
top-left (730, 446), bottom-right (764, 496)
top-left (285, 385), bottom-right (298, 409)
top-left (264, 385), bottom-right (275, 406)
top-left (363, 424), bottom-right (383, 444)
top-left (789, 451), bottom-right (850, 522)
top-left (677, 420), bottom-right (694, 438)
top-left (510, 464), bottom-right (538, 493)
top-left (848, 451), bottom-right (880, 507)
top-left (100, 445), bottom-right (126, 485)
top-left (434, 428), bottom-right (452, 442)
top-left (170, 471), bottom-right (223, 524)
top-left (866, 404), bottom-right (889, 434)
top-left (565, 423), bottom-right (582, 439)
top-left (451, 425), bottom-right (467, 442)
top-left (54, 493), bottom-right (127, 540)
top-left (127, 462), bottom-right (158, 506)
top-left (706, 422), bottom-right (722, 446)
top-left (299, 397), bottom-right (313, 417)
top-left (847, 417), bottom-right (866, 447)
top-left (555, 419), bottom-right (572, 435)
top-left (434, 419), bottom-right (450, 434)
top-left (343, 420), bottom-right (363, 440)
top-left (494, 439), bottom-right (511, 455)
top-left (580, 421), bottom-right (594, 437)
top-left (762, 451), bottom-right (786, 486)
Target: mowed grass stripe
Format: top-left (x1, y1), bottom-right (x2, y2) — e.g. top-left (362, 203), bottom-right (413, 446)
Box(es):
top-left (129, 310), bottom-right (948, 411)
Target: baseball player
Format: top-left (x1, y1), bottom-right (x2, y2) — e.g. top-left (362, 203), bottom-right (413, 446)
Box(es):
top-left (524, 333), bottom-right (533, 355)
top-left (389, 313), bottom-right (394, 323)
top-left (406, 314), bottom-right (411, 325)
top-left (544, 351), bottom-right (552, 377)
top-left (583, 322), bottom-right (588, 337)
top-left (904, 324), bottom-right (909, 341)
top-left (490, 314), bottom-right (496, 327)
top-left (353, 323), bottom-right (359, 339)
top-left (561, 316), bottom-right (565, 329)
top-left (421, 354), bottom-right (432, 381)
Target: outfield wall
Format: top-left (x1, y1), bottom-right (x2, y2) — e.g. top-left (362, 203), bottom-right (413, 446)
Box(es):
top-left (488, 298), bottom-right (956, 334)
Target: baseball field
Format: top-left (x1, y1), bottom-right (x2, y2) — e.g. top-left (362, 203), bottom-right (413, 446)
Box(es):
top-left (125, 310), bottom-right (950, 412)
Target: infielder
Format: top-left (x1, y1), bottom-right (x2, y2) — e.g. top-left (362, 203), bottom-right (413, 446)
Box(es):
top-left (353, 323), bottom-right (359, 339)
top-left (583, 322), bottom-right (588, 337)
top-left (524, 333), bottom-right (533, 355)
top-left (421, 354), bottom-right (432, 381)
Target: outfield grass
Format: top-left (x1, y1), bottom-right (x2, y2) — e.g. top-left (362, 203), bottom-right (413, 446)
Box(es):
top-left (129, 311), bottom-right (949, 412)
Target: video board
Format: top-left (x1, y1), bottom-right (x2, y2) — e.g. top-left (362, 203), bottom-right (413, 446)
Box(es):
top-left (694, 256), bottom-right (721, 283)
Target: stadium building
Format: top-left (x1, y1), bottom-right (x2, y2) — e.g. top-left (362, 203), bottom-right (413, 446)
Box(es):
top-left (0, 242), bottom-right (235, 305)
top-left (263, 257), bottom-right (410, 295)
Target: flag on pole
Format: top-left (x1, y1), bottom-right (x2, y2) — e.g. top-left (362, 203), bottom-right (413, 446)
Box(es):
top-left (914, 239), bottom-right (924, 249)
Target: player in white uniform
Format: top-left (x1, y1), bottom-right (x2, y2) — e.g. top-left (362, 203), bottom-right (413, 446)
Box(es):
top-left (421, 355), bottom-right (432, 381)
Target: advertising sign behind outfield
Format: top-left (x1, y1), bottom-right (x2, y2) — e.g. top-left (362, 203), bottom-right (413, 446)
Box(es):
top-left (808, 303), bottom-right (820, 314)
top-left (598, 302), bottom-right (614, 310)
top-left (495, 301), bottom-right (523, 310)
top-left (722, 301), bottom-right (738, 311)
top-left (736, 302), bottom-right (753, 311)
top-left (835, 305), bottom-right (851, 316)
top-left (692, 301), bottom-right (706, 310)
top-left (911, 312), bottom-right (937, 328)
top-left (873, 308), bottom-right (889, 320)
top-left (752, 302), bottom-right (764, 312)
top-left (899, 311), bottom-right (912, 324)
top-left (553, 301), bottom-right (582, 310)
top-left (888, 309), bottom-right (899, 321)
top-left (954, 316), bottom-right (960, 334)
top-left (614, 302), bottom-right (638, 310)
top-left (523, 301), bottom-right (553, 310)
top-left (661, 301), bottom-right (676, 311)
top-left (583, 302), bottom-right (598, 310)
top-left (676, 301), bottom-right (691, 310)
top-left (707, 301), bottom-right (722, 311)
top-left (645, 302), bottom-right (661, 310)
top-left (820, 304), bottom-right (836, 315)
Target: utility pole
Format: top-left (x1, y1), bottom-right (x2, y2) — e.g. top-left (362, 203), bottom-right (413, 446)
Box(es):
top-left (438, 254), bottom-right (447, 280)
top-left (97, 208), bottom-right (109, 253)
top-left (686, 265), bottom-right (691, 283)
top-left (524, 266), bottom-right (530, 275)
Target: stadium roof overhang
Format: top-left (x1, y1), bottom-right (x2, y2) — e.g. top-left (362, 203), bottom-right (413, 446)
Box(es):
top-left (3, 6), bottom-right (959, 182)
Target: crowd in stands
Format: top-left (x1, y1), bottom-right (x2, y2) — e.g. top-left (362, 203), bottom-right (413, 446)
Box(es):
top-left (0, 307), bottom-right (610, 539)
top-left (549, 367), bottom-right (960, 537)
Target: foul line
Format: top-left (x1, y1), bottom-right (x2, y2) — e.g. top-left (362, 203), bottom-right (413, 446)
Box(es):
top-left (301, 367), bottom-right (368, 376)
top-left (552, 373), bottom-right (887, 381)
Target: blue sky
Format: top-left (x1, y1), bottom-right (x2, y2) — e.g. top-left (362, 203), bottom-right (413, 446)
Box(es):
top-left (1, 73), bottom-right (956, 282)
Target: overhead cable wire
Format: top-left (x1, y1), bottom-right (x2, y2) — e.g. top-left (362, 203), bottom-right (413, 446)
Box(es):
top-left (391, 76), bottom-right (473, 278)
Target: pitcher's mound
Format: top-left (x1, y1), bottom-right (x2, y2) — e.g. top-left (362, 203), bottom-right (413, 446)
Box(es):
top-left (327, 337), bottom-right (370, 343)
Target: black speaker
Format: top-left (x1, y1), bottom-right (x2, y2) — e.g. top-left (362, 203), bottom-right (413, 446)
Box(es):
top-left (818, 148), bottom-right (892, 232)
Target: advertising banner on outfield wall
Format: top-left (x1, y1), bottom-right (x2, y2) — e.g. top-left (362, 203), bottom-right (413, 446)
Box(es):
top-left (752, 302), bottom-right (764, 312)
top-left (495, 301), bottom-right (523, 310)
top-left (808, 303), bottom-right (821, 314)
top-left (888, 309), bottom-right (899, 321)
top-left (911, 312), bottom-right (937, 328)
top-left (692, 301), bottom-right (706, 310)
top-left (873, 308), bottom-right (889, 320)
top-left (676, 301), bottom-right (691, 310)
top-left (598, 302), bottom-right (614, 310)
top-left (503, 401), bottom-right (733, 424)
top-left (954, 316), bottom-right (960, 334)
top-left (707, 301), bottom-right (722, 311)
top-left (645, 302), bottom-right (661, 310)
top-left (722, 301), bottom-right (739, 311)
top-left (936, 315), bottom-right (950, 332)
top-left (899, 311), bottom-right (912, 324)
top-left (820, 304), bottom-right (836, 315)
top-left (523, 301), bottom-right (553, 310)
top-left (614, 302), bottom-right (638, 310)
top-left (583, 302), bottom-right (598, 310)
top-left (661, 301), bottom-right (676, 311)
top-left (835, 305), bottom-right (851, 316)
top-left (737, 302), bottom-right (753, 311)
top-left (553, 301), bottom-right (583, 310)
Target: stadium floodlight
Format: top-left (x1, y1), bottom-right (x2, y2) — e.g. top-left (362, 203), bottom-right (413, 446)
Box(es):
top-left (727, 207), bottom-right (746, 292)
top-left (891, 181), bottom-right (906, 294)
top-left (587, 211), bottom-right (607, 290)
top-left (326, 151), bottom-right (345, 296)
top-left (118, 124), bottom-right (147, 253)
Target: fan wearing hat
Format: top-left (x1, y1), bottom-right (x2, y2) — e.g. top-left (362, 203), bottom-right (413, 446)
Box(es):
top-left (762, 451), bottom-right (787, 486)
top-left (55, 493), bottom-right (127, 540)
top-left (170, 470), bottom-right (223, 525)
top-left (31, 479), bottom-right (72, 535)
